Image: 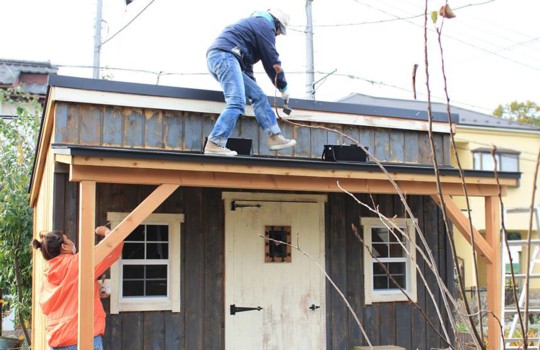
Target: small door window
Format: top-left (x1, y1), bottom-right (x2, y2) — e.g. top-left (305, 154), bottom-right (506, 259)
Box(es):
top-left (265, 225), bottom-right (292, 263)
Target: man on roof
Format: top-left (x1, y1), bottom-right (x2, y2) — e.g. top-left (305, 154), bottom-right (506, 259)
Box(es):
top-left (204, 9), bottom-right (296, 156)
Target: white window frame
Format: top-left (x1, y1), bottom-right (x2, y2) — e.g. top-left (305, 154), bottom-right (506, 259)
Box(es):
top-left (473, 150), bottom-right (519, 172)
top-left (108, 212), bottom-right (183, 314)
top-left (361, 217), bottom-right (417, 304)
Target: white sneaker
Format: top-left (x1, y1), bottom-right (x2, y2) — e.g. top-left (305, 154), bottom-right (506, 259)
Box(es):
top-left (267, 134), bottom-right (296, 151)
top-left (204, 141), bottom-right (238, 156)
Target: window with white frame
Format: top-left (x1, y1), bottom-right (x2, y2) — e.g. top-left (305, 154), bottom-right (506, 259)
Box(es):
top-left (108, 212), bottom-right (183, 313)
top-left (361, 217), bottom-right (417, 304)
top-left (473, 148), bottom-right (519, 172)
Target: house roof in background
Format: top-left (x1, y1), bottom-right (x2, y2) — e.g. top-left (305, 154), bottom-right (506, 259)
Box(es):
top-left (0, 58), bottom-right (58, 95)
top-left (338, 92), bottom-right (540, 132)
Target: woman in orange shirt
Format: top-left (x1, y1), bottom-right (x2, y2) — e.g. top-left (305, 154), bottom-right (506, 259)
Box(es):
top-left (32, 226), bottom-right (123, 350)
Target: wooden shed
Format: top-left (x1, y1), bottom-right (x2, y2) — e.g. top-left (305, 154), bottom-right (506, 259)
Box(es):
top-left (30, 75), bottom-right (516, 349)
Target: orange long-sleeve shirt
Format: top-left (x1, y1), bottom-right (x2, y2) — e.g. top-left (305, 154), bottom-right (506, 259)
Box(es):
top-left (39, 243), bottom-right (123, 348)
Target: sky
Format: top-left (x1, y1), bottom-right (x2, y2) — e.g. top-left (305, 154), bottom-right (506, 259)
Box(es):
top-left (3, 0), bottom-right (540, 115)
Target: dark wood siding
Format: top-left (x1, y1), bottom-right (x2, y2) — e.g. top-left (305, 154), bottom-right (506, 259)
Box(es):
top-left (53, 102), bottom-right (451, 165)
top-left (52, 174), bottom-right (453, 349)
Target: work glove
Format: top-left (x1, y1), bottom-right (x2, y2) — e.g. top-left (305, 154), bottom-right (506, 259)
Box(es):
top-left (280, 87), bottom-right (290, 101)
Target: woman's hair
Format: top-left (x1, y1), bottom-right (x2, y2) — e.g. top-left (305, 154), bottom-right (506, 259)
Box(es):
top-left (32, 230), bottom-right (66, 261)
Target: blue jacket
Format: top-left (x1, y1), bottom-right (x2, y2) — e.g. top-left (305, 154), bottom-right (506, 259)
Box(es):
top-left (208, 14), bottom-right (287, 90)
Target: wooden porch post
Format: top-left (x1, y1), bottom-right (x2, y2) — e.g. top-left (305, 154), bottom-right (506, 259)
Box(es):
top-left (485, 195), bottom-right (502, 350)
top-left (78, 181), bottom-right (96, 349)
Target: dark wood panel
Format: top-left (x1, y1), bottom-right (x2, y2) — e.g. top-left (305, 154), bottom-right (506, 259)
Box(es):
top-left (203, 188), bottom-right (225, 349)
top-left (121, 312), bottom-right (144, 350)
top-left (54, 102), bottom-right (453, 165)
top-left (145, 110), bottom-right (164, 149)
top-left (143, 312), bottom-right (165, 350)
top-left (327, 194), bottom-right (349, 349)
top-left (80, 105), bottom-right (102, 145)
top-left (124, 109), bottom-right (144, 148)
top-left (345, 193), bottom-right (364, 348)
top-left (164, 111), bottom-right (184, 149)
top-left (183, 187), bottom-right (205, 349)
top-left (103, 106), bottom-right (124, 147)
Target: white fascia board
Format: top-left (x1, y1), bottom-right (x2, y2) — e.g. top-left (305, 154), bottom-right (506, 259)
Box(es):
top-left (52, 86), bottom-right (451, 133)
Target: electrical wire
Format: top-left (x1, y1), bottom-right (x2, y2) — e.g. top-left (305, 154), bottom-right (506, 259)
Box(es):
top-left (101, 0), bottom-right (156, 47)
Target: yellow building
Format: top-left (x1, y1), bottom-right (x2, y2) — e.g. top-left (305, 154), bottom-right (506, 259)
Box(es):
top-left (450, 107), bottom-right (540, 292)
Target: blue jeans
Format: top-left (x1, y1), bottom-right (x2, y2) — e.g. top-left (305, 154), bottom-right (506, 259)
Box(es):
top-left (206, 50), bottom-right (281, 147)
top-left (51, 335), bottom-right (103, 350)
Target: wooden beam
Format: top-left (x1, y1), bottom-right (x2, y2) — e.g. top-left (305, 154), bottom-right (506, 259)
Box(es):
top-left (70, 165), bottom-right (504, 197)
top-left (30, 95), bottom-right (56, 207)
top-left (78, 181), bottom-right (96, 350)
top-left (60, 154), bottom-right (518, 187)
top-left (94, 184), bottom-right (179, 266)
top-left (431, 194), bottom-right (494, 263)
top-left (485, 196), bottom-right (502, 350)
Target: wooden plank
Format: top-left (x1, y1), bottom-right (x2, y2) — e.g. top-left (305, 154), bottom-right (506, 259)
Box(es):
top-left (395, 302), bottom-right (412, 349)
top-left (80, 105), bottom-right (102, 145)
top-left (328, 194), bottom-right (349, 349)
top-left (433, 133), bottom-right (444, 166)
top-left (70, 164), bottom-right (506, 197)
top-left (164, 111), bottom-right (184, 149)
top-left (164, 312), bottom-right (182, 349)
top-left (78, 180), bottom-right (96, 350)
top-left (404, 131), bottom-right (419, 163)
top-left (184, 187), bottom-right (204, 349)
top-left (94, 184), bottom-right (179, 265)
top-left (410, 196), bottom-right (427, 350)
top-left (184, 112), bottom-right (203, 151)
top-left (203, 188), bottom-right (224, 349)
top-left (485, 196), bottom-right (502, 350)
top-left (52, 173), bottom-right (66, 231)
top-left (103, 106), bottom-right (124, 147)
top-left (418, 133), bottom-right (432, 164)
top-left (359, 127), bottom-right (374, 152)
top-left (424, 197), bottom-right (441, 348)
top-left (107, 314), bottom-right (122, 350)
top-left (145, 110), bottom-right (164, 148)
top-left (379, 303), bottom-right (396, 345)
top-left (67, 155), bottom-right (518, 187)
top-left (374, 129), bottom-right (390, 162)
top-left (431, 195), bottom-right (494, 263)
top-left (238, 117), bottom-right (259, 155)
top-left (124, 109), bottom-right (144, 148)
top-left (53, 103), bottom-right (69, 144)
top-left (389, 131), bottom-right (405, 162)
top-left (122, 312), bottom-right (143, 350)
top-left (143, 312), bottom-right (164, 350)
top-left (311, 125), bottom-right (327, 159)
top-left (66, 103), bottom-right (82, 144)
top-left (346, 194), bottom-right (363, 347)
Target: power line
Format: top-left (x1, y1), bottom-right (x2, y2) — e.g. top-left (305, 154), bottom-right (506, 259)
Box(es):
top-left (101, 0), bottom-right (156, 47)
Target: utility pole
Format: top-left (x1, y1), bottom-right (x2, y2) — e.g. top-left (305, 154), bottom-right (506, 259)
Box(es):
top-left (93, 0), bottom-right (103, 79)
top-left (305, 0), bottom-right (315, 100)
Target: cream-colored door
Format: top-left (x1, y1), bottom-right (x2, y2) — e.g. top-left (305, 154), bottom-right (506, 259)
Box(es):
top-left (224, 195), bottom-right (326, 350)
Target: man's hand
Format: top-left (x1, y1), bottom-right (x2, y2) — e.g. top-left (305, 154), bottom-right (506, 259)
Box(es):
top-left (95, 226), bottom-right (111, 237)
top-left (280, 87), bottom-right (290, 101)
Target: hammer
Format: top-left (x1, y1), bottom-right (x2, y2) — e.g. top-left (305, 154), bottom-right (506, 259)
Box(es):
top-left (283, 98), bottom-right (292, 115)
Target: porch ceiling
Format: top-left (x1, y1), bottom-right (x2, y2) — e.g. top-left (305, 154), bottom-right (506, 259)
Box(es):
top-left (53, 145), bottom-right (516, 197)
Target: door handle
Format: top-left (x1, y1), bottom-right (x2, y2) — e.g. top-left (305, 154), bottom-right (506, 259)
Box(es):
top-left (309, 304), bottom-right (320, 311)
top-left (230, 304), bottom-right (263, 315)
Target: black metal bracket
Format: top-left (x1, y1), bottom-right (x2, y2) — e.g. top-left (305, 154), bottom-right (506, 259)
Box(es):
top-left (231, 201), bottom-right (262, 211)
top-left (230, 304), bottom-right (263, 315)
top-left (309, 304), bottom-right (320, 311)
